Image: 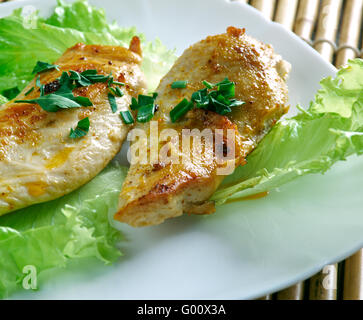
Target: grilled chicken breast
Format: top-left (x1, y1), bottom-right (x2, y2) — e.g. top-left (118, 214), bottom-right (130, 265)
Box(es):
top-left (0, 39), bottom-right (147, 215)
top-left (115, 27), bottom-right (290, 227)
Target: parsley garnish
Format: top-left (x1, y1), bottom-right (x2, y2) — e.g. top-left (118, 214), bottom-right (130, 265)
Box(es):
top-left (137, 104), bottom-right (157, 123)
top-left (69, 117), bottom-right (90, 139)
top-left (170, 98), bottom-right (194, 123)
top-left (120, 111), bottom-right (134, 124)
top-left (15, 62), bottom-right (127, 138)
top-left (109, 86), bottom-right (124, 97)
top-left (171, 81), bottom-right (188, 89)
top-left (16, 71), bottom-right (93, 112)
top-left (15, 94), bottom-right (85, 112)
top-left (170, 78), bottom-right (245, 122)
top-left (108, 93), bottom-right (118, 113)
top-left (126, 93), bottom-right (158, 123)
top-left (32, 61), bottom-right (60, 74)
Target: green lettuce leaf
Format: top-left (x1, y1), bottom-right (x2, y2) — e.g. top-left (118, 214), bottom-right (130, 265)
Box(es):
top-left (212, 59), bottom-right (363, 204)
top-left (0, 164), bottom-right (127, 299)
top-left (0, 0), bottom-right (174, 298)
top-left (0, 0), bottom-right (176, 93)
top-left (0, 9), bottom-right (121, 93)
top-left (0, 95), bottom-right (7, 105)
top-left (45, 0), bottom-right (143, 43)
top-left (45, 0), bottom-right (176, 91)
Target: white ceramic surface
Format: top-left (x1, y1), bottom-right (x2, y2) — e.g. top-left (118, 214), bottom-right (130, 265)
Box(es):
top-left (3, 0), bottom-right (361, 300)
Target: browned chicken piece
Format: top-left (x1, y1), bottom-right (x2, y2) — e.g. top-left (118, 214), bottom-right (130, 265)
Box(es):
top-left (115, 27), bottom-right (290, 227)
top-left (0, 38), bottom-right (147, 215)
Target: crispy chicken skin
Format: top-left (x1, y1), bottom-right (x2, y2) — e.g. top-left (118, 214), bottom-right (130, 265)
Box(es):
top-left (115, 27), bottom-right (291, 227)
top-left (0, 39), bottom-right (147, 215)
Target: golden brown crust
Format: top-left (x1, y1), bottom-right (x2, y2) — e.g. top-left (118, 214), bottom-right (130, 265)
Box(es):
top-left (0, 40), bottom-right (147, 215)
top-left (115, 28), bottom-right (290, 227)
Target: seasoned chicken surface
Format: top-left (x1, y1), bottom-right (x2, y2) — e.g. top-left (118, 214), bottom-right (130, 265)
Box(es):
top-left (0, 39), bottom-right (147, 215)
top-left (115, 27), bottom-right (290, 227)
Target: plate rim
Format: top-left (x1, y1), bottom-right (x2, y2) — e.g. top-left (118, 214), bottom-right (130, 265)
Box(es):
top-left (2, 0), bottom-right (359, 300)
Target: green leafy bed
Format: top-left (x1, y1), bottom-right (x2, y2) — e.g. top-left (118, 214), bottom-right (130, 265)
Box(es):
top-left (0, 0), bottom-right (362, 299)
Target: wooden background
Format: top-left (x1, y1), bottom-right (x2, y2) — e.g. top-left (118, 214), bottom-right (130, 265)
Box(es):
top-left (0, 0), bottom-right (362, 300)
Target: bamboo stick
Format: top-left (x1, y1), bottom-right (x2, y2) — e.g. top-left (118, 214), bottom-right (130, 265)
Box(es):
top-left (335, 0), bottom-right (363, 67)
top-left (309, 264), bottom-right (338, 300)
top-left (294, 0), bottom-right (320, 44)
top-left (276, 282), bottom-right (305, 300)
top-left (314, 0), bottom-right (343, 62)
top-left (343, 250), bottom-right (363, 300)
top-left (258, 294), bottom-right (273, 300)
top-left (274, 0), bottom-right (299, 30)
top-left (250, 0), bottom-right (277, 20)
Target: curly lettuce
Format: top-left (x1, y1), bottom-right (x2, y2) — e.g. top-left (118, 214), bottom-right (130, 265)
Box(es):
top-left (0, 164), bottom-right (127, 298)
top-left (212, 59), bottom-right (363, 204)
top-left (0, 0), bottom-right (176, 94)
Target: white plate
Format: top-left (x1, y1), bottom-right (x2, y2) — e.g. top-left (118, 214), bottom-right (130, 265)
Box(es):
top-left (3, 0), bottom-right (362, 300)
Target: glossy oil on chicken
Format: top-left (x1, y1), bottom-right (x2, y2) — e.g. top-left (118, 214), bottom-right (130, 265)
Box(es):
top-left (115, 27), bottom-right (291, 227)
top-left (0, 38), bottom-right (147, 215)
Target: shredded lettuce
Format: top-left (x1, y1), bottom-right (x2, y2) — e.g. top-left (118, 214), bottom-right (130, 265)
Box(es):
top-left (212, 59), bottom-right (363, 204)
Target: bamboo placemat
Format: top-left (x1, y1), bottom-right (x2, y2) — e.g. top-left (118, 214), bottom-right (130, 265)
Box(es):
top-left (234, 0), bottom-right (363, 301)
top-left (1, 0), bottom-right (362, 301)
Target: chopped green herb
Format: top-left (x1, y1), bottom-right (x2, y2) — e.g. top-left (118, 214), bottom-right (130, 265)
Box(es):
top-left (32, 61), bottom-right (59, 74)
top-left (72, 96), bottom-right (93, 107)
top-left (129, 93), bottom-right (158, 123)
top-left (57, 72), bottom-right (75, 94)
top-left (171, 81), bottom-right (188, 89)
top-left (112, 81), bottom-right (125, 86)
top-left (138, 94), bottom-right (155, 107)
top-left (24, 87), bottom-right (34, 96)
top-left (2, 87), bottom-right (20, 100)
top-left (69, 70), bottom-right (92, 87)
top-left (137, 104), bottom-right (156, 123)
top-left (84, 73), bottom-right (111, 83)
top-left (36, 76), bottom-right (45, 96)
top-left (115, 87), bottom-right (124, 97)
top-left (107, 77), bottom-right (113, 88)
top-left (69, 117), bottom-right (90, 139)
top-left (202, 80), bottom-right (214, 89)
top-left (109, 86), bottom-right (124, 97)
top-left (130, 97), bottom-right (139, 110)
top-left (191, 88), bottom-right (209, 108)
top-left (15, 94), bottom-right (83, 112)
top-left (108, 93), bottom-right (118, 113)
top-left (120, 110), bottom-right (134, 124)
top-left (218, 82), bottom-right (235, 99)
top-left (170, 98), bottom-right (194, 123)
top-left (80, 69), bottom-right (98, 76)
top-left (15, 69), bottom-right (122, 114)
top-left (210, 95), bottom-right (232, 115)
top-left (170, 78), bottom-right (245, 122)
